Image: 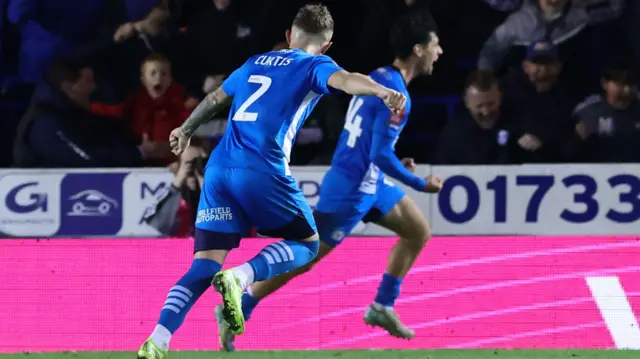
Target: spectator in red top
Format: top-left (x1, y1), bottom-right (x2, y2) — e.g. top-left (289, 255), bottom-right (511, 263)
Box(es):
top-left (91, 53), bottom-right (189, 166)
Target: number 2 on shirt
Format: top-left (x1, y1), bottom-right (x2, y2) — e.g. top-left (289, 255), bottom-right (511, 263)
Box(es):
top-left (233, 75), bottom-right (272, 122)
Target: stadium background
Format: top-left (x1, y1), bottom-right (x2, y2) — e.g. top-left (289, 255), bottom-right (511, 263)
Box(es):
top-left (1, 0), bottom-right (640, 356)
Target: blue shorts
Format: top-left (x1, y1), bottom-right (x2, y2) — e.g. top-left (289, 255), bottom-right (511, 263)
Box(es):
top-left (315, 170), bottom-right (405, 247)
top-left (194, 167), bottom-right (316, 251)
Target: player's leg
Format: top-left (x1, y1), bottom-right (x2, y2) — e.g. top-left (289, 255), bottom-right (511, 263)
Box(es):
top-left (139, 249), bottom-right (228, 359)
top-left (376, 196), bottom-right (429, 276)
top-left (242, 239), bottom-right (334, 315)
top-left (217, 209), bottom-right (363, 352)
top-left (213, 231), bottom-right (319, 336)
top-left (138, 168), bottom-right (249, 358)
top-left (212, 170), bottom-right (320, 335)
top-left (215, 239), bottom-right (335, 351)
top-left (239, 208), bottom-right (360, 318)
top-left (363, 182), bottom-right (430, 339)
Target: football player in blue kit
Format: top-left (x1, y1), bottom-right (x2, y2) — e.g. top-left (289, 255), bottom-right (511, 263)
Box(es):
top-left (216, 12), bottom-right (444, 351)
top-left (137, 4), bottom-right (408, 359)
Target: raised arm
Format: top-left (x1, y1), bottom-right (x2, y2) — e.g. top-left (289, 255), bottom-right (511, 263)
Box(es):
top-left (327, 70), bottom-right (406, 114)
top-left (327, 70), bottom-right (388, 97)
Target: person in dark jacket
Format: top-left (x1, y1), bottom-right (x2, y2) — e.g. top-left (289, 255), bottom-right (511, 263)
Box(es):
top-left (500, 41), bottom-right (578, 163)
top-left (477, 0), bottom-right (624, 71)
top-left (436, 70), bottom-right (518, 165)
top-left (181, 0), bottom-right (263, 99)
top-left (565, 62), bottom-right (640, 163)
top-left (13, 58), bottom-right (166, 168)
top-left (91, 0), bottom-right (178, 103)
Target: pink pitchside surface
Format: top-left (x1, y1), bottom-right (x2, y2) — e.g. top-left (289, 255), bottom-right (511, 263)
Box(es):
top-left (1, 236), bottom-right (639, 352)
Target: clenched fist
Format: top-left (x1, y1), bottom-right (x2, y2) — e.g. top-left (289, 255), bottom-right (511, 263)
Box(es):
top-left (424, 175), bottom-right (443, 193)
top-left (380, 89), bottom-right (407, 114)
top-left (169, 127), bottom-right (191, 156)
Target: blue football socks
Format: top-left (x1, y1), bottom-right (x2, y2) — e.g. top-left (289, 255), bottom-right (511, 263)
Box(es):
top-left (151, 258), bottom-right (221, 349)
top-left (247, 240), bottom-right (319, 282)
top-left (374, 273), bottom-right (403, 307)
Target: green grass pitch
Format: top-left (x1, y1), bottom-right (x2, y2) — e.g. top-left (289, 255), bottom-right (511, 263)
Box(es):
top-left (1, 350), bottom-right (638, 359)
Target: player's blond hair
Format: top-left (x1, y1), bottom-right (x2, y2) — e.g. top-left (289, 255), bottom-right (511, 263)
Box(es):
top-left (292, 4), bottom-right (334, 38)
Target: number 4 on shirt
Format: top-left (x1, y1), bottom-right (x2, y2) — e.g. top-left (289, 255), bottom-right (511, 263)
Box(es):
top-left (344, 97), bottom-right (364, 148)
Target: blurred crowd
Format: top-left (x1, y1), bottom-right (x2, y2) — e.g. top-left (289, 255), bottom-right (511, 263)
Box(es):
top-left (1, 0), bottom-right (639, 174)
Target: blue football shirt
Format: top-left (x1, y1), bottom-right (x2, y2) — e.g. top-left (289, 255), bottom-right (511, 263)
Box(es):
top-left (328, 66), bottom-right (413, 194)
top-left (207, 49), bottom-right (343, 175)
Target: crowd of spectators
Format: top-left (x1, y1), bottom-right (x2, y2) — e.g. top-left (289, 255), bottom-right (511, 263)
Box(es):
top-left (1, 0), bottom-right (639, 172)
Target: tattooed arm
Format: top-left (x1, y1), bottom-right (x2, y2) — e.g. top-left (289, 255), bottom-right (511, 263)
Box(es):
top-left (169, 87), bottom-right (232, 155)
top-left (180, 87), bottom-right (233, 138)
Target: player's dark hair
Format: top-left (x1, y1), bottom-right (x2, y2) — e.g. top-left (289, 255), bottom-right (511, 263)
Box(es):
top-left (292, 4), bottom-right (334, 35)
top-left (602, 60), bottom-right (638, 85)
top-left (464, 70), bottom-right (499, 92)
top-left (390, 12), bottom-right (438, 60)
top-left (46, 58), bottom-right (86, 89)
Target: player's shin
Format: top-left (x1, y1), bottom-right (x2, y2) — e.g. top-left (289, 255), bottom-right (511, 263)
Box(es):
top-left (375, 232), bottom-right (428, 306)
top-left (151, 258), bottom-right (222, 350)
top-left (374, 197), bottom-right (430, 308)
top-left (233, 238), bottom-right (319, 289)
top-left (242, 240), bottom-right (332, 321)
top-left (364, 233), bottom-right (426, 340)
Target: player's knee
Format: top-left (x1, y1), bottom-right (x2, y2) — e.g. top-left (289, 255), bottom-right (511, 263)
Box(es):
top-left (286, 235), bottom-right (320, 267)
top-left (188, 256), bottom-right (223, 278)
top-left (387, 196), bottom-right (431, 251)
top-left (303, 238), bottom-right (320, 258)
top-left (305, 232), bottom-right (320, 242)
top-left (414, 223), bottom-right (431, 251)
top-left (415, 225), bottom-right (431, 251)
top-left (287, 246), bottom-right (320, 277)
top-left (193, 249), bottom-right (228, 264)
top-left (401, 220), bottom-right (431, 252)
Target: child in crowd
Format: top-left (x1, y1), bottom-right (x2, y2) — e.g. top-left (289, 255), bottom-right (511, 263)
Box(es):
top-left (91, 53), bottom-right (190, 166)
